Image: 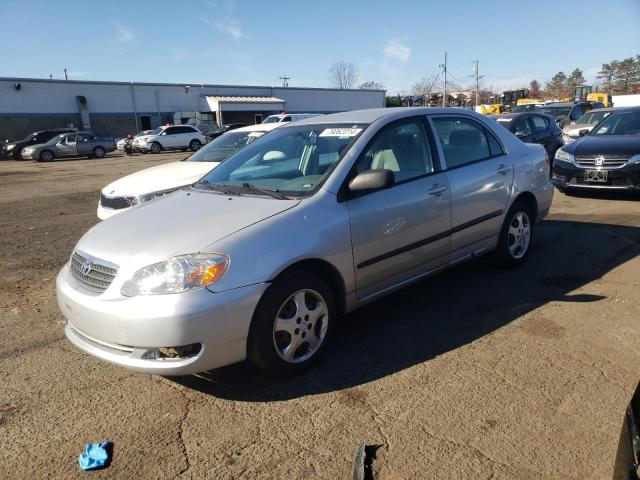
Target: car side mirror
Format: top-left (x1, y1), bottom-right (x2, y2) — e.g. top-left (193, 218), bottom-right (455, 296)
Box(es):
top-left (579, 129), bottom-right (589, 137)
top-left (515, 131), bottom-right (527, 138)
top-left (161, 132), bottom-right (167, 136)
top-left (349, 169), bottom-right (394, 193)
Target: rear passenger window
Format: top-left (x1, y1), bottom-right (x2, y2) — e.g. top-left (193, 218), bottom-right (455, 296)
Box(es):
top-left (531, 116), bottom-right (548, 131)
top-left (355, 120), bottom-right (434, 183)
top-left (432, 117), bottom-right (502, 168)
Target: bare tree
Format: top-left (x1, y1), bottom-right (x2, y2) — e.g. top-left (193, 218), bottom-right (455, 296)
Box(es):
top-left (359, 80), bottom-right (385, 90)
top-left (329, 61), bottom-right (358, 90)
top-left (412, 75), bottom-right (439, 97)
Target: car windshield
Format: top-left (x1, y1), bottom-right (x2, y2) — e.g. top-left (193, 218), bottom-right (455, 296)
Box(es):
top-left (22, 133), bottom-right (37, 141)
top-left (194, 123), bottom-right (366, 197)
top-left (187, 130), bottom-right (267, 162)
top-left (535, 106), bottom-right (571, 117)
top-left (262, 116), bottom-right (281, 124)
top-left (149, 127), bottom-right (164, 135)
top-left (135, 130), bottom-right (154, 137)
top-left (591, 111), bottom-right (640, 135)
top-left (513, 104), bottom-right (536, 112)
top-left (576, 111), bottom-right (611, 125)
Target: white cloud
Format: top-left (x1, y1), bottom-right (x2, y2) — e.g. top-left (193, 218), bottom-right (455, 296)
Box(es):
top-left (114, 23), bottom-right (134, 43)
top-left (384, 38), bottom-right (411, 62)
top-left (198, 0), bottom-right (244, 40)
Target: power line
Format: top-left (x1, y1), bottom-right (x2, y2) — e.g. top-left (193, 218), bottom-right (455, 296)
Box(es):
top-left (278, 75), bottom-right (290, 87)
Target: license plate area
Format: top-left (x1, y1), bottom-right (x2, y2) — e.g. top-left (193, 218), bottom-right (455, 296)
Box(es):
top-left (584, 170), bottom-right (608, 183)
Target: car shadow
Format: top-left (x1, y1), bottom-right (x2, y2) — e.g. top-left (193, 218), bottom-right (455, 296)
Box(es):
top-left (562, 189), bottom-right (640, 202)
top-left (171, 219), bottom-right (640, 401)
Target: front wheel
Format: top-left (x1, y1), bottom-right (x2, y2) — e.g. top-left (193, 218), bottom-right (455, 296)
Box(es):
top-left (189, 139), bottom-right (201, 152)
top-left (149, 142), bottom-right (162, 154)
top-left (494, 201), bottom-right (533, 267)
top-left (38, 150), bottom-right (55, 162)
top-left (247, 270), bottom-right (335, 377)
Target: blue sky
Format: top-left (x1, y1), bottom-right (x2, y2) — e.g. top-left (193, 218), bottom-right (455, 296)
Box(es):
top-left (1, 0), bottom-right (638, 94)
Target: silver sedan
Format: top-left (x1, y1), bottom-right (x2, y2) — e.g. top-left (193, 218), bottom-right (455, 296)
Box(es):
top-left (56, 108), bottom-right (553, 377)
top-left (22, 132), bottom-right (116, 162)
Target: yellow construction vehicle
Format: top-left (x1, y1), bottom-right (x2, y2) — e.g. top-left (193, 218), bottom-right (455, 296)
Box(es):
top-left (573, 85), bottom-right (612, 107)
top-left (479, 104), bottom-right (504, 115)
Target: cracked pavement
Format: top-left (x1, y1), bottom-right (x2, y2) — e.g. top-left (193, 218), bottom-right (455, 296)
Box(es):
top-left (1, 154), bottom-right (639, 479)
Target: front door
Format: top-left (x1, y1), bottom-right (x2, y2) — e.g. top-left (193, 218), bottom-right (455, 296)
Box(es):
top-left (347, 118), bottom-right (451, 299)
top-left (430, 115), bottom-right (512, 259)
top-left (55, 134), bottom-right (77, 157)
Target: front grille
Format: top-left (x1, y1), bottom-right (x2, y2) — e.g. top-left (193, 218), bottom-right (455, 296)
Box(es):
top-left (100, 193), bottom-right (134, 210)
top-left (575, 154), bottom-right (629, 169)
top-left (69, 252), bottom-right (118, 294)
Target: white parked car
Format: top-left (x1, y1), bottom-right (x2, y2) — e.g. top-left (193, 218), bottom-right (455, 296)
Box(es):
top-left (132, 125), bottom-right (207, 154)
top-left (262, 113), bottom-right (322, 124)
top-left (116, 130), bottom-right (155, 153)
top-left (98, 122), bottom-right (283, 219)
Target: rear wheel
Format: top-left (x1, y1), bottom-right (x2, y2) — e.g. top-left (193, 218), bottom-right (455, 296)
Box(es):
top-left (247, 270), bottom-right (335, 377)
top-left (189, 139), bottom-right (201, 151)
top-left (494, 201), bottom-right (533, 267)
top-left (149, 142), bottom-right (161, 154)
top-left (93, 146), bottom-right (106, 158)
top-left (38, 150), bottom-right (55, 162)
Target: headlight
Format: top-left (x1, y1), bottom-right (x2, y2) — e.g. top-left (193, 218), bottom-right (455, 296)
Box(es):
top-left (121, 253), bottom-right (230, 296)
top-left (130, 188), bottom-right (180, 206)
top-left (562, 134), bottom-right (572, 144)
top-left (6, 144), bottom-right (15, 151)
top-left (630, 154), bottom-right (640, 164)
top-left (555, 149), bottom-right (574, 164)
top-left (23, 147), bottom-right (34, 154)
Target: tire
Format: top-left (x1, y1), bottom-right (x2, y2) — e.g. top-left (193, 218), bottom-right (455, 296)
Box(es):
top-left (189, 139), bottom-right (201, 152)
top-left (494, 200), bottom-right (534, 268)
top-left (247, 269), bottom-right (336, 377)
top-left (149, 142), bottom-right (162, 154)
top-left (93, 146), bottom-right (106, 158)
top-left (38, 150), bottom-right (55, 163)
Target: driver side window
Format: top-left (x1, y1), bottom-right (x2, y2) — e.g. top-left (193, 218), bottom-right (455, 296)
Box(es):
top-left (354, 120), bottom-right (434, 183)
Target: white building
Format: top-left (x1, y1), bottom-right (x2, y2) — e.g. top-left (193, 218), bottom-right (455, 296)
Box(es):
top-left (0, 77), bottom-right (385, 140)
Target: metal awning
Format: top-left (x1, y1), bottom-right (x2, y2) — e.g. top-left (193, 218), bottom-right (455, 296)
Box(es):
top-left (203, 95), bottom-right (286, 112)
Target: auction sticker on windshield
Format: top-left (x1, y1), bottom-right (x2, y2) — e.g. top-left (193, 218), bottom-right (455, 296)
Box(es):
top-left (319, 128), bottom-right (362, 137)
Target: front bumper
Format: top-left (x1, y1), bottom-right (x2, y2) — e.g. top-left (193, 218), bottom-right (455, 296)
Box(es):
top-left (552, 161), bottom-right (640, 191)
top-left (21, 150), bottom-right (36, 160)
top-left (57, 264), bottom-right (267, 375)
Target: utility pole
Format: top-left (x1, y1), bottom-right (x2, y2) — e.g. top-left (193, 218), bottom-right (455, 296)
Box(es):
top-left (474, 60), bottom-right (479, 108)
top-left (64, 68), bottom-right (68, 81)
top-left (278, 75), bottom-right (290, 87)
top-left (439, 52), bottom-right (447, 107)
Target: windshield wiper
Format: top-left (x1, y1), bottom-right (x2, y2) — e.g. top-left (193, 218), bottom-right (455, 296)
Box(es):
top-left (240, 182), bottom-right (290, 200)
top-left (196, 179), bottom-right (237, 195)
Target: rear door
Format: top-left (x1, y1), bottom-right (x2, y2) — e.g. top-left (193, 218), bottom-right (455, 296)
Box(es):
top-left (430, 115), bottom-right (512, 259)
top-left (346, 117), bottom-right (451, 299)
top-left (75, 133), bottom-right (95, 156)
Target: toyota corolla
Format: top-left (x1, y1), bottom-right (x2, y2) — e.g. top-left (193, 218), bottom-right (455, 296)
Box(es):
top-left (57, 108), bottom-right (553, 377)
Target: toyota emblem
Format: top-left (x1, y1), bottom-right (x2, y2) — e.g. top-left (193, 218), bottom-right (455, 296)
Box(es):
top-left (594, 155), bottom-right (604, 166)
top-left (81, 260), bottom-right (93, 275)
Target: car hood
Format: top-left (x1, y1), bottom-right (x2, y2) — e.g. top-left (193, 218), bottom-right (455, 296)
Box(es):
top-left (101, 161), bottom-right (219, 197)
top-left (563, 135), bottom-right (640, 157)
top-left (77, 189), bottom-right (300, 271)
top-left (563, 123), bottom-right (594, 136)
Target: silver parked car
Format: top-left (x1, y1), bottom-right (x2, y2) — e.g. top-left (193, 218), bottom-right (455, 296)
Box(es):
top-left (56, 108), bottom-right (553, 377)
top-left (22, 132), bottom-right (116, 162)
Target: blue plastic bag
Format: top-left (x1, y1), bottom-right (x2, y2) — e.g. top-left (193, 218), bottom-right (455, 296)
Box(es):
top-left (78, 440), bottom-right (111, 471)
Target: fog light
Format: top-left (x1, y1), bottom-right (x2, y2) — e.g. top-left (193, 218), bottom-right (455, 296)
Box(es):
top-left (141, 343), bottom-right (202, 360)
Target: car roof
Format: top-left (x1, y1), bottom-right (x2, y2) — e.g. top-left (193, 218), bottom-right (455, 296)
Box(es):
top-left (290, 107), bottom-right (495, 127)
top-left (232, 122), bottom-right (284, 133)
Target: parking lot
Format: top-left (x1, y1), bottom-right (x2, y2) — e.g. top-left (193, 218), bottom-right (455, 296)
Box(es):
top-left (1, 152), bottom-right (639, 479)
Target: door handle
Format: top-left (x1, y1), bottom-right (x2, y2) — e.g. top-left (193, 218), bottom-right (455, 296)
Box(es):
top-left (428, 183), bottom-right (448, 196)
top-left (497, 164), bottom-right (511, 175)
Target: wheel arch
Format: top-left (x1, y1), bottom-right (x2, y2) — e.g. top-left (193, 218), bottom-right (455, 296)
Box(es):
top-left (511, 191), bottom-right (538, 223)
top-left (271, 258), bottom-right (346, 317)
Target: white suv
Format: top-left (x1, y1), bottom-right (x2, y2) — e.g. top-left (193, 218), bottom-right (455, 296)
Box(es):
top-left (133, 125), bottom-right (207, 154)
top-left (262, 113), bottom-right (322, 124)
